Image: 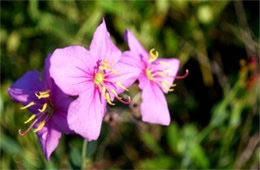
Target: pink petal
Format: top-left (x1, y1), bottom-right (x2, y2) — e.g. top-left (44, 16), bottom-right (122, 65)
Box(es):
top-left (140, 80), bottom-right (171, 126)
top-left (49, 46), bottom-right (94, 96)
top-left (152, 58), bottom-right (180, 93)
top-left (124, 29), bottom-right (149, 61)
top-left (67, 83), bottom-right (106, 141)
top-left (89, 19), bottom-right (121, 63)
top-left (42, 53), bottom-right (52, 90)
top-left (37, 123), bottom-right (62, 161)
top-left (108, 51), bottom-right (142, 95)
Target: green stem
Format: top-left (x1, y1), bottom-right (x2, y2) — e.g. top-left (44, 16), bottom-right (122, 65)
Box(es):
top-left (81, 139), bottom-right (88, 170)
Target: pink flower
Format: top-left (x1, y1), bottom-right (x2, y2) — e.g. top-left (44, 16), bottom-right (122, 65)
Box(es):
top-left (124, 30), bottom-right (188, 125)
top-left (8, 55), bottom-right (73, 160)
top-left (49, 19), bottom-right (140, 140)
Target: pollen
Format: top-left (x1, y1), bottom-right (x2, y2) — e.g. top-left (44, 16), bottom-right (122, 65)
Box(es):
top-left (116, 81), bottom-right (128, 91)
top-left (94, 72), bottom-right (105, 85)
top-left (148, 48), bottom-right (159, 63)
top-left (38, 103), bottom-right (48, 112)
top-left (24, 114), bottom-right (36, 124)
top-left (94, 59), bottom-right (131, 106)
top-left (105, 92), bottom-right (115, 105)
top-left (20, 101), bottom-right (35, 110)
top-left (33, 121), bottom-right (46, 132)
top-left (18, 89), bottom-right (53, 136)
top-left (145, 68), bottom-right (154, 80)
top-left (35, 89), bottom-right (51, 99)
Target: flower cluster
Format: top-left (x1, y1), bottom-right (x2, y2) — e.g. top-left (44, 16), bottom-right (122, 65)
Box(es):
top-left (8, 19), bottom-right (187, 160)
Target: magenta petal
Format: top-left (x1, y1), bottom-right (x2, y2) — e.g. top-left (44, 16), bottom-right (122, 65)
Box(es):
top-left (124, 29), bottom-right (149, 60)
top-left (153, 58), bottom-right (180, 93)
top-left (108, 52), bottom-right (142, 94)
top-left (51, 111), bottom-right (73, 134)
top-left (37, 123), bottom-right (62, 161)
top-left (140, 81), bottom-right (171, 126)
top-left (49, 46), bottom-right (94, 96)
top-left (67, 84), bottom-right (106, 141)
top-left (89, 19), bottom-right (121, 63)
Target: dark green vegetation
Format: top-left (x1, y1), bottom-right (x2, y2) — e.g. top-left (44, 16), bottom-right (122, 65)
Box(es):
top-left (1, 1), bottom-right (259, 169)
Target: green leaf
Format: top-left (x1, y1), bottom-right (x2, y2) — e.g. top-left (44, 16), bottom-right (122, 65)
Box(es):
top-left (69, 145), bottom-right (81, 168)
top-left (86, 140), bottom-right (98, 157)
top-left (191, 144), bottom-right (209, 168)
top-left (0, 133), bottom-right (22, 154)
top-left (140, 131), bottom-right (162, 154)
top-left (138, 156), bottom-right (173, 169)
top-left (167, 123), bottom-right (179, 152)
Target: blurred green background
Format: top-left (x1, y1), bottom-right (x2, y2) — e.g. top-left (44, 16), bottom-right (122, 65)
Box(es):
top-left (1, 0), bottom-right (259, 169)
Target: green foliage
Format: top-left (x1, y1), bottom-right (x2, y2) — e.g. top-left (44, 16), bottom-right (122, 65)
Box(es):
top-left (1, 0), bottom-right (259, 169)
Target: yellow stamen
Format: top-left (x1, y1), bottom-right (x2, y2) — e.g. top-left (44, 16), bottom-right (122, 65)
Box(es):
top-left (35, 90), bottom-right (51, 99)
top-left (161, 80), bottom-right (176, 92)
top-left (35, 93), bottom-right (50, 99)
top-left (94, 72), bottom-right (104, 85)
top-left (99, 65), bottom-right (120, 76)
top-left (171, 84), bottom-right (176, 87)
top-left (99, 66), bottom-right (110, 70)
top-left (101, 60), bottom-right (111, 68)
top-left (39, 90), bottom-right (51, 95)
top-left (168, 88), bottom-right (174, 92)
top-left (161, 81), bottom-right (170, 91)
top-left (24, 114), bottom-right (36, 124)
top-left (110, 89), bottom-right (121, 99)
top-left (145, 68), bottom-right (154, 80)
top-left (148, 48), bottom-right (159, 63)
top-left (38, 103), bottom-right (48, 113)
top-left (33, 121), bottom-right (46, 132)
top-left (105, 93), bottom-right (115, 105)
top-left (159, 61), bottom-right (170, 66)
top-left (20, 102), bottom-right (35, 110)
top-left (102, 86), bottom-right (106, 98)
top-left (116, 81), bottom-right (128, 91)
top-left (162, 79), bottom-right (172, 86)
top-left (155, 72), bottom-right (168, 77)
top-left (101, 60), bottom-right (115, 67)
top-left (110, 69), bottom-right (120, 76)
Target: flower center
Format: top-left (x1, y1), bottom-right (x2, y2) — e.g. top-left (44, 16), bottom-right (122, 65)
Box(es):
top-left (94, 72), bottom-right (104, 85)
top-left (93, 60), bottom-right (131, 105)
top-left (145, 68), bottom-right (154, 80)
top-left (145, 48), bottom-right (189, 92)
top-left (18, 89), bottom-right (54, 136)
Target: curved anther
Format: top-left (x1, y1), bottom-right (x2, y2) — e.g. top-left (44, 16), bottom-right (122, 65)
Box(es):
top-left (154, 72), bottom-right (168, 77)
top-left (33, 121), bottom-right (46, 132)
top-left (24, 114), bottom-right (36, 124)
top-left (35, 89), bottom-right (51, 99)
top-left (40, 90), bottom-right (51, 95)
top-left (116, 82), bottom-right (128, 91)
top-left (105, 93), bottom-right (115, 105)
top-left (20, 101), bottom-right (35, 110)
top-left (149, 48), bottom-right (159, 63)
top-left (174, 69), bottom-right (189, 79)
top-left (101, 86), bottom-right (106, 98)
top-left (161, 80), bottom-right (176, 92)
top-left (35, 93), bottom-right (50, 99)
top-left (38, 103), bottom-right (48, 112)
